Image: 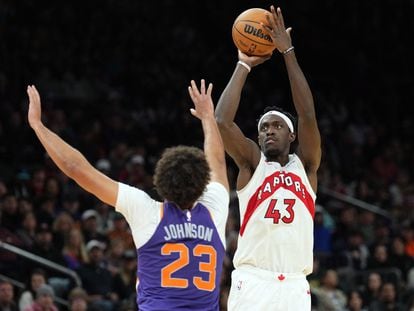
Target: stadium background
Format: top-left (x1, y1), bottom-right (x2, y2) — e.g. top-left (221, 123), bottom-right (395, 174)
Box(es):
top-left (1, 0), bottom-right (414, 310)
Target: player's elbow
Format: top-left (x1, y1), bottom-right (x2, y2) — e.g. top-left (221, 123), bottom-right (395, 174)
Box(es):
top-left (63, 152), bottom-right (89, 180)
top-left (215, 115), bottom-right (232, 130)
top-left (64, 158), bottom-right (83, 179)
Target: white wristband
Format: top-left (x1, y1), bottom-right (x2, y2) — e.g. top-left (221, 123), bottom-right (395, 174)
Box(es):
top-left (282, 46), bottom-right (295, 55)
top-left (237, 61), bottom-right (251, 72)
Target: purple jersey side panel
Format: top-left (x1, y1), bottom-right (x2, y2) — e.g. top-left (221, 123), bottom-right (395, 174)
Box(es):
top-left (137, 202), bottom-right (225, 311)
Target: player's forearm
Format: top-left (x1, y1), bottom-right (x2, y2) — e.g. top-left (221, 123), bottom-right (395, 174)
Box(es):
top-left (202, 116), bottom-right (226, 166)
top-left (32, 123), bottom-right (90, 179)
top-left (283, 52), bottom-right (316, 118)
top-left (215, 64), bottom-right (249, 126)
top-left (202, 116), bottom-right (227, 184)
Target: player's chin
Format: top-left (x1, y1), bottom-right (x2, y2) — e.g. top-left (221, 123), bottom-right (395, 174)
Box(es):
top-left (263, 146), bottom-right (281, 158)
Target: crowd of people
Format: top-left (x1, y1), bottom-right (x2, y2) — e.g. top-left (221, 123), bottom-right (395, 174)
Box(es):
top-left (1, 0), bottom-right (414, 310)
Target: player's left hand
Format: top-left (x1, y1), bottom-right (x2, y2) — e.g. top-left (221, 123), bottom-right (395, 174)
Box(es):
top-left (27, 85), bottom-right (43, 129)
top-left (264, 6), bottom-right (293, 53)
top-left (238, 50), bottom-right (271, 68)
top-left (188, 79), bottom-right (214, 121)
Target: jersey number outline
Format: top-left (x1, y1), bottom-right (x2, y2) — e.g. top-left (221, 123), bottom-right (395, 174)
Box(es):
top-left (161, 243), bottom-right (217, 291)
top-left (264, 198), bottom-right (296, 224)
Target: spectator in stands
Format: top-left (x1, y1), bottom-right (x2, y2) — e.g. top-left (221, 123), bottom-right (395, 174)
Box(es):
top-left (312, 269), bottom-right (347, 311)
top-left (31, 223), bottom-right (65, 267)
top-left (52, 211), bottom-right (75, 251)
top-left (313, 206), bottom-right (333, 259)
top-left (60, 194), bottom-right (82, 221)
top-left (368, 281), bottom-right (405, 311)
top-left (389, 235), bottom-right (414, 282)
top-left (361, 272), bottom-right (382, 307)
top-left (119, 154), bottom-right (148, 189)
top-left (332, 206), bottom-right (359, 252)
top-left (18, 268), bottom-right (47, 311)
top-left (67, 287), bottom-right (89, 311)
top-left (372, 221), bottom-right (392, 247)
top-left (23, 284), bottom-right (58, 311)
top-left (16, 211), bottom-right (37, 251)
top-left (401, 222), bottom-right (414, 258)
top-left (43, 177), bottom-right (62, 205)
top-left (17, 197), bottom-right (34, 217)
top-left (0, 194), bottom-right (20, 230)
top-left (338, 230), bottom-right (369, 271)
top-left (62, 228), bottom-right (88, 270)
top-left (366, 244), bottom-right (392, 270)
top-left (345, 290), bottom-right (367, 311)
top-left (106, 212), bottom-right (134, 250)
top-left (0, 280), bottom-right (18, 311)
top-left (34, 197), bottom-right (57, 227)
top-left (76, 240), bottom-right (122, 311)
top-left (358, 211), bottom-right (377, 247)
top-left (105, 238), bottom-right (126, 276)
top-left (30, 222), bottom-right (69, 297)
top-left (80, 209), bottom-right (108, 244)
top-left (116, 250), bottom-right (137, 304)
top-left (0, 212), bottom-right (24, 280)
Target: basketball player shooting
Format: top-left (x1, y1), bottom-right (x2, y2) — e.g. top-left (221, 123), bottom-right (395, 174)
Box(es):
top-left (27, 79), bottom-right (229, 310)
top-left (215, 5), bottom-right (321, 311)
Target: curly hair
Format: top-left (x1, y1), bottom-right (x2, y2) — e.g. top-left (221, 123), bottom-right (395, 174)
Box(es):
top-left (154, 145), bottom-right (210, 210)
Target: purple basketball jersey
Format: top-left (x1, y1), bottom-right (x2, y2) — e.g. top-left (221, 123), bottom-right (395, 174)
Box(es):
top-left (136, 202), bottom-right (225, 310)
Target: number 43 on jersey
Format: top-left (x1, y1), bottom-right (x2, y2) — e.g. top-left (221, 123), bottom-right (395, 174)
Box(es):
top-left (264, 198), bottom-right (296, 224)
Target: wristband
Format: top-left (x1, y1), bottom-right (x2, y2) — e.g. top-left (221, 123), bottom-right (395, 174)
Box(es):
top-left (237, 61), bottom-right (251, 72)
top-left (282, 46), bottom-right (295, 55)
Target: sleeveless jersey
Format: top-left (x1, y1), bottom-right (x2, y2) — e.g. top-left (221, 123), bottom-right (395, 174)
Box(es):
top-left (115, 182), bottom-right (228, 311)
top-left (233, 153), bottom-right (316, 275)
top-left (137, 202), bottom-right (225, 310)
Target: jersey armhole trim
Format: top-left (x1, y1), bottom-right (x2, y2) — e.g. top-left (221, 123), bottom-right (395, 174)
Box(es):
top-left (160, 203), bottom-right (164, 220)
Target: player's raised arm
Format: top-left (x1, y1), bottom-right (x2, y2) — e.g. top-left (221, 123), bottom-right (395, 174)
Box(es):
top-left (27, 85), bottom-right (119, 206)
top-left (265, 5), bottom-right (321, 190)
top-left (215, 51), bottom-right (270, 189)
top-left (188, 80), bottom-right (229, 192)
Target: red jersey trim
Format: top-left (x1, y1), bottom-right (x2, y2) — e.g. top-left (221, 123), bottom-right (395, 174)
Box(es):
top-left (239, 171), bottom-right (315, 236)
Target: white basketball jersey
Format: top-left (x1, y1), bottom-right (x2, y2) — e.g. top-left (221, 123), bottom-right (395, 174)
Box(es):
top-left (233, 153), bottom-right (316, 275)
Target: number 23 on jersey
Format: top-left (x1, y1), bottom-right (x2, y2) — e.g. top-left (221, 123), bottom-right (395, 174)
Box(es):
top-left (161, 243), bottom-right (217, 292)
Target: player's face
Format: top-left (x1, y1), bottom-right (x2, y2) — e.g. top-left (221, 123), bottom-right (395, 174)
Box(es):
top-left (258, 115), bottom-right (294, 158)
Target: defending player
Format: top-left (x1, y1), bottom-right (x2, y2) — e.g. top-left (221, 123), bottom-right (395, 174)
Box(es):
top-left (27, 79), bottom-right (229, 310)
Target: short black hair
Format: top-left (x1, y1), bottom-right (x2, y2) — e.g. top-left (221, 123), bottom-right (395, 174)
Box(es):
top-left (154, 146), bottom-right (210, 209)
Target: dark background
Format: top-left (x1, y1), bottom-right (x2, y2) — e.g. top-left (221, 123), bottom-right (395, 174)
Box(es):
top-left (1, 0), bottom-right (414, 309)
top-left (1, 0), bottom-right (413, 178)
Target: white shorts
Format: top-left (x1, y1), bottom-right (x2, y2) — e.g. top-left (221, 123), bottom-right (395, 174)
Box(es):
top-left (227, 267), bottom-right (311, 311)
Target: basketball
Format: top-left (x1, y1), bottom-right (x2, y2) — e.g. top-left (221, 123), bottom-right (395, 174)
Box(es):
top-left (232, 8), bottom-right (276, 56)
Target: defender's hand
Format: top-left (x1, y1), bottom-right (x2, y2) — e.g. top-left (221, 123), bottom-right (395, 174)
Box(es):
top-left (27, 85), bottom-right (43, 129)
top-left (188, 79), bottom-right (214, 121)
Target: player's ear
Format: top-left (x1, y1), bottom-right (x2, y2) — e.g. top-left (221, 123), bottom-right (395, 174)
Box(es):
top-left (288, 132), bottom-right (296, 143)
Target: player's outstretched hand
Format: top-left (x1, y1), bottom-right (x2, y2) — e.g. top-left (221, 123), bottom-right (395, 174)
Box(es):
top-left (264, 6), bottom-right (293, 53)
top-left (188, 79), bottom-right (214, 121)
top-left (27, 85), bottom-right (43, 129)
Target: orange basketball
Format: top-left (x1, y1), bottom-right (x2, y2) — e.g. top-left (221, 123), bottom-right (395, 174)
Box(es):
top-left (232, 8), bottom-right (276, 56)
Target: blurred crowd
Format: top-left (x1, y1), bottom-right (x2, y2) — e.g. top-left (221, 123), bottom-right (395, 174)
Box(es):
top-left (1, 0), bottom-right (414, 310)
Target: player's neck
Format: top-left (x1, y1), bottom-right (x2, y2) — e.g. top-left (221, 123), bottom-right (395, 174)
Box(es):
top-left (266, 154), bottom-right (290, 166)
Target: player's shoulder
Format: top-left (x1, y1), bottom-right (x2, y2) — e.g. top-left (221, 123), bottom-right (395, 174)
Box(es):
top-left (205, 181), bottom-right (229, 195)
